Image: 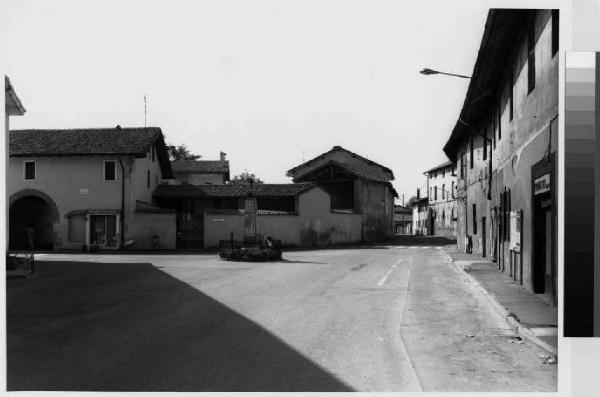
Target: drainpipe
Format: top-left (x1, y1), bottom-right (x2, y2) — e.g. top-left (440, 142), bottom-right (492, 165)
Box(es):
top-left (118, 157), bottom-right (125, 248)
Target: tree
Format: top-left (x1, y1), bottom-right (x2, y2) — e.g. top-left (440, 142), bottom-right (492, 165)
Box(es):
top-left (166, 142), bottom-right (201, 161)
top-left (406, 195), bottom-right (418, 206)
top-left (230, 171), bottom-right (264, 184)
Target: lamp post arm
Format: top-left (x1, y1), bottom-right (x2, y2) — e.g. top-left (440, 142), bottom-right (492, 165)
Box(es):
top-left (435, 71), bottom-right (471, 79)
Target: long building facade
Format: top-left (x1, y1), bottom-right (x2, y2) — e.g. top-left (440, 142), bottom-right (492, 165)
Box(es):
top-left (443, 9), bottom-right (558, 304)
top-left (424, 161), bottom-right (457, 239)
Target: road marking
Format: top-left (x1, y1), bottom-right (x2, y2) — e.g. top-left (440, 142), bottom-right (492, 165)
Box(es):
top-left (436, 247), bottom-right (442, 250)
top-left (377, 268), bottom-right (394, 286)
top-left (396, 254), bottom-right (423, 391)
top-left (377, 259), bottom-right (402, 286)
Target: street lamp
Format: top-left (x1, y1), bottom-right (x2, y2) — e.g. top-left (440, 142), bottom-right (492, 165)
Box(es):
top-left (419, 68), bottom-right (471, 79)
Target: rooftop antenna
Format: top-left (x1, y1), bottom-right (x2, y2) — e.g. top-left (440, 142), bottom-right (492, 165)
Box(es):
top-left (144, 95), bottom-right (147, 127)
top-left (302, 150), bottom-right (305, 162)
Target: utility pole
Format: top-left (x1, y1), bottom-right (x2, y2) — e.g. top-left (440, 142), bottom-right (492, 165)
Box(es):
top-left (144, 95), bottom-right (147, 127)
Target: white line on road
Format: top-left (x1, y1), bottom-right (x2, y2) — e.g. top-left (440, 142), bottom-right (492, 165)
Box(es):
top-left (377, 269), bottom-right (394, 286)
top-left (377, 259), bottom-right (402, 286)
top-left (396, 254), bottom-right (423, 391)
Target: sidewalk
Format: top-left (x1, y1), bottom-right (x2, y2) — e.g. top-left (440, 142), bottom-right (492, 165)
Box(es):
top-left (444, 249), bottom-right (558, 356)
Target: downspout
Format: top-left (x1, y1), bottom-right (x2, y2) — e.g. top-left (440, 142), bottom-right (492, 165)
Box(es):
top-left (118, 157), bottom-right (125, 248)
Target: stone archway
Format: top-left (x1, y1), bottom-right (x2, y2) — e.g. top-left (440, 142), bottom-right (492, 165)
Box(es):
top-left (9, 189), bottom-right (59, 250)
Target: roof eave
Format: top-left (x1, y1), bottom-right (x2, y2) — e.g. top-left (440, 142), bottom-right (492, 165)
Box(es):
top-left (5, 76), bottom-right (26, 116)
top-left (444, 10), bottom-right (534, 161)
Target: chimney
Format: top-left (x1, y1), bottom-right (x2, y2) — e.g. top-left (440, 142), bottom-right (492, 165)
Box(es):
top-left (417, 188), bottom-right (420, 200)
top-left (220, 151), bottom-right (227, 162)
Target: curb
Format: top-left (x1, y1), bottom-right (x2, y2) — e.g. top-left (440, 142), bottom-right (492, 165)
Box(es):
top-left (443, 251), bottom-right (558, 357)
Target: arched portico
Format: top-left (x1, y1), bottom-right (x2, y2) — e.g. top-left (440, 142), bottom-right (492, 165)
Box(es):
top-left (9, 189), bottom-right (60, 250)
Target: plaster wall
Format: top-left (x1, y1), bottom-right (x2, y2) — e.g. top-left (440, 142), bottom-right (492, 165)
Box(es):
top-left (429, 200), bottom-right (458, 239)
top-left (454, 10), bottom-right (558, 294)
top-left (357, 180), bottom-right (394, 242)
top-left (203, 187), bottom-right (362, 248)
top-left (128, 212), bottom-right (176, 249)
top-left (8, 151), bottom-right (172, 250)
top-left (426, 164), bottom-right (458, 238)
top-left (131, 144), bottom-right (163, 205)
top-left (175, 172), bottom-right (225, 185)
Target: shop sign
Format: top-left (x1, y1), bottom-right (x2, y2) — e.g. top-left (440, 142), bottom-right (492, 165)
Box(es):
top-left (510, 211), bottom-right (521, 252)
top-left (534, 174), bottom-right (551, 195)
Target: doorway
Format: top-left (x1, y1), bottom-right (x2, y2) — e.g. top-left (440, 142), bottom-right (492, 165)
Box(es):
top-left (533, 192), bottom-right (554, 299)
top-left (89, 215), bottom-right (118, 248)
top-left (481, 216), bottom-right (486, 258)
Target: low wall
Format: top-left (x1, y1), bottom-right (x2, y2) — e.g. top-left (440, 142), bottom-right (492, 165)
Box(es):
top-left (204, 186), bottom-right (363, 248)
top-left (129, 212), bottom-right (176, 249)
top-left (203, 212), bottom-right (362, 249)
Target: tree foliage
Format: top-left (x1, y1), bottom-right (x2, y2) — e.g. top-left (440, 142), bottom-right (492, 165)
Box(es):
top-left (166, 143), bottom-right (201, 161)
top-left (406, 195), bottom-right (419, 206)
top-left (230, 171), bottom-right (264, 184)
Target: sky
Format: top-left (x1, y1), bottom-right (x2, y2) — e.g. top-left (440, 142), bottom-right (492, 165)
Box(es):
top-left (2, 0), bottom-right (554, 203)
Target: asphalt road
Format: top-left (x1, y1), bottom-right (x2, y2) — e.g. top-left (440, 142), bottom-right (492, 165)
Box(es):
top-left (7, 244), bottom-right (556, 391)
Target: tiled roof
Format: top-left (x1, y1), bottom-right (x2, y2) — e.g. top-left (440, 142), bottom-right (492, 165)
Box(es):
top-left (10, 127), bottom-right (162, 156)
top-left (5, 76), bottom-right (26, 115)
top-left (10, 126), bottom-right (173, 178)
top-left (424, 160), bottom-right (454, 174)
top-left (443, 10), bottom-right (532, 161)
top-left (154, 183), bottom-right (318, 199)
top-left (172, 160), bottom-right (229, 174)
top-left (286, 145), bottom-right (394, 182)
